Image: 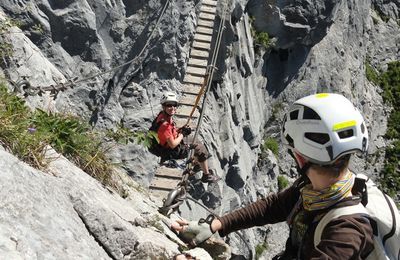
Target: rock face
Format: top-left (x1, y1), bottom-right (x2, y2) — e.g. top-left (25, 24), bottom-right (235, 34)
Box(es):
top-left (0, 0), bottom-right (399, 258)
top-left (0, 147), bottom-right (182, 259)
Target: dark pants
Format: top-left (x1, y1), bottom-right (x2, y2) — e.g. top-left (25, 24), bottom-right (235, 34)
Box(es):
top-left (162, 141), bottom-right (209, 162)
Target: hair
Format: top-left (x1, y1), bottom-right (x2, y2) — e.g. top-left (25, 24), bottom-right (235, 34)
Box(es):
top-left (311, 154), bottom-right (351, 178)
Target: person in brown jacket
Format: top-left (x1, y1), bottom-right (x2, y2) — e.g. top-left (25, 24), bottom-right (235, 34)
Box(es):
top-left (171, 93), bottom-right (375, 259)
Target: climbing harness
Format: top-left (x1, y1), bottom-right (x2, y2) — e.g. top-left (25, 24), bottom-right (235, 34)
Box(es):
top-left (12, 0), bottom-right (171, 98)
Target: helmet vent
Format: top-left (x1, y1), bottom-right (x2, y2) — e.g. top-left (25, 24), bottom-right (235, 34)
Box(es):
top-left (361, 123), bottom-right (365, 134)
top-left (305, 132), bottom-right (330, 144)
top-left (338, 129), bottom-right (354, 139)
top-left (290, 110), bottom-right (299, 120)
top-left (285, 134), bottom-right (294, 147)
top-left (303, 107), bottom-right (321, 120)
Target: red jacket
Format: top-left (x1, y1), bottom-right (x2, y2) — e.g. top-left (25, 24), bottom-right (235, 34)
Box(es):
top-left (156, 112), bottom-right (178, 148)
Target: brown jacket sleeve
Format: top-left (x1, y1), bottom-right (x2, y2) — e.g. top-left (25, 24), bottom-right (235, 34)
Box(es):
top-left (218, 185), bottom-right (300, 236)
top-left (306, 214), bottom-right (374, 259)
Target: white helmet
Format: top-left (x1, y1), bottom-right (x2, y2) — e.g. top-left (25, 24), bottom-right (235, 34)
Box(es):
top-left (281, 93), bottom-right (369, 165)
top-left (160, 91), bottom-right (178, 105)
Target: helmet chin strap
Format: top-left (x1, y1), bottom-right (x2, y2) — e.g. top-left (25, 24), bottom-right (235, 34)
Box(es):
top-left (298, 162), bottom-right (312, 178)
top-left (288, 149), bottom-right (311, 184)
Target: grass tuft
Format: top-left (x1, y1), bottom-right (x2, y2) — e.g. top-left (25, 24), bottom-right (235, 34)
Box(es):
top-left (0, 83), bottom-right (115, 186)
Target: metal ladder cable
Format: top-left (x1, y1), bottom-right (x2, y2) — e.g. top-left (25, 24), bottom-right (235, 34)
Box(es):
top-left (19, 0), bottom-right (171, 94)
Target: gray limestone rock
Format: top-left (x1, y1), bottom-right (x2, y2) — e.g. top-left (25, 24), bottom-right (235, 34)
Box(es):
top-left (0, 148), bottom-right (185, 259)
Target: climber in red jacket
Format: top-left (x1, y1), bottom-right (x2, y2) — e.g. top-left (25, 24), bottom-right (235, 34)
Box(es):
top-left (156, 91), bottom-right (219, 183)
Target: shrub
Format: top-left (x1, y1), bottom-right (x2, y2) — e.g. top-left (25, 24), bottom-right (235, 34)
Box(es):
top-left (249, 16), bottom-right (271, 49)
top-left (262, 137), bottom-right (279, 156)
top-left (277, 175), bottom-right (289, 191)
top-left (368, 61), bottom-right (400, 199)
top-left (0, 42), bottom-right (13, 61)
top-left (254, 31), bottom-right (271, 48)
top-left (0, 84), bottom-right (115, 186)
top-left (365, 60), bottom-right (380, 86)
top-left (106, 124), bottom-right (135, 144)
top-left (106, 124), bottom-right (158, 151)
top-left (255, 242), bottom-right (269, 260)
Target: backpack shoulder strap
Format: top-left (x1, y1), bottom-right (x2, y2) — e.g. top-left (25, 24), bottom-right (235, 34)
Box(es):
top-left (314, 204), bottom-right (368, 247)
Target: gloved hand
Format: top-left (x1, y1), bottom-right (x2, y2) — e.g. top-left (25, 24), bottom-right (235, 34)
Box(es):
top-left (172, 215), bottom-right (216, 246)
top-left (179, 126), bottom-right (192, 137)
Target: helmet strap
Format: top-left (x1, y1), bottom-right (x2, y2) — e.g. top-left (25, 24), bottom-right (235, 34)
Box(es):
top-left (298, 162), bottom-right (312, 179)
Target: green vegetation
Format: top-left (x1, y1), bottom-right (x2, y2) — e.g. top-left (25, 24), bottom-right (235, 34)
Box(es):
top-left (255, 242), bottom-right (269, 260)
top-left (365, 60), bottom-right (380, 86)
top-left (0, 84), bottom-right (115, 186)
top-left (0, 18), bottom-right (22, 62)
top-left (253, 31), bottom-right (271, 48)
top-left (31, 23), bottom-right (44, 34)
top-left (106, 124), bottom-right (135, 144)
top-left (107, 124), bottom-right (157, 149)
top-left (249, 16), bottom-right (272, 49)
top-left (0, 42), bottom-right (13, 61)
top-left (262, 137), bottom-right (279, 156)
top-left (277, 175), bottom-right (289, 191)
top-left (366, 61), bottom-right (400, 198)
top-left (258, 137), bottom-right (279, 167)
top-left (270, 102), bottom-right (284, 122)
top-left (0, 18), bottom-right (22, 34)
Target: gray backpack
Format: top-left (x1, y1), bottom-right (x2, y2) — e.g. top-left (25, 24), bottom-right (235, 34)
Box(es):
top-left (314, 174), bottom-right (400, 260)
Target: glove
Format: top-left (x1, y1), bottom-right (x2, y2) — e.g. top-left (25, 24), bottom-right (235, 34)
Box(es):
top-left (179, 215), bottom-right (216, 246)
top-left (180, 126), bottom-right (192, 137)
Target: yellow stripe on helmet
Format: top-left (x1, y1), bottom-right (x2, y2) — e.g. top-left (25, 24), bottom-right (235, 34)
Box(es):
top-left (333, 120), bottom-right (356, 131)
top-left (315, 93), bottom-right (329, 98)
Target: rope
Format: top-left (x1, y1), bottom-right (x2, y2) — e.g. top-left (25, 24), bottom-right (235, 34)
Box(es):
top-left (19, 0), bottom-right (171, 95)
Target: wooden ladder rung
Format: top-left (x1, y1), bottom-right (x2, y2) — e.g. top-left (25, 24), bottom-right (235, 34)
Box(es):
top-left (186, 66), bottom-right (207, 77)
top-left (182, 84), bottom-right (202, 95)
top-left (196, 26), bottom-right (213, 35)
top-left (174, 117), bottom-right (197, 128)
top-left (197, 19), bottom-right (214, 28)
top-left (188, 58), bottom-right (208, 68)
top-left (200, 5), bottom-right (217, 14)
top-left (155, 167), bottom-right (182, 179)
top-left (194, 33), bottom-right (212, 43)
top-left (183, 74), bottom-right (205, 85)
top-left (190, 49), bottom-right (209, 59)
top-left (199, 12), bottom-right (215, 21)
top-left (192, 41), bottom-right (211, 50)
top-left (203, 0), bottom-right (217, 7)
top-left (179, 93), bottom-right (202, 107)
top-left (149, 177), bottom-right (179, 191)
top-left (176, 105), bottom-right (200, 118)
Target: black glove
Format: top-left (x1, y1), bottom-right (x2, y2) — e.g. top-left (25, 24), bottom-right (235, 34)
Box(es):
top-left (180, 126), bottom-right (192, 137)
